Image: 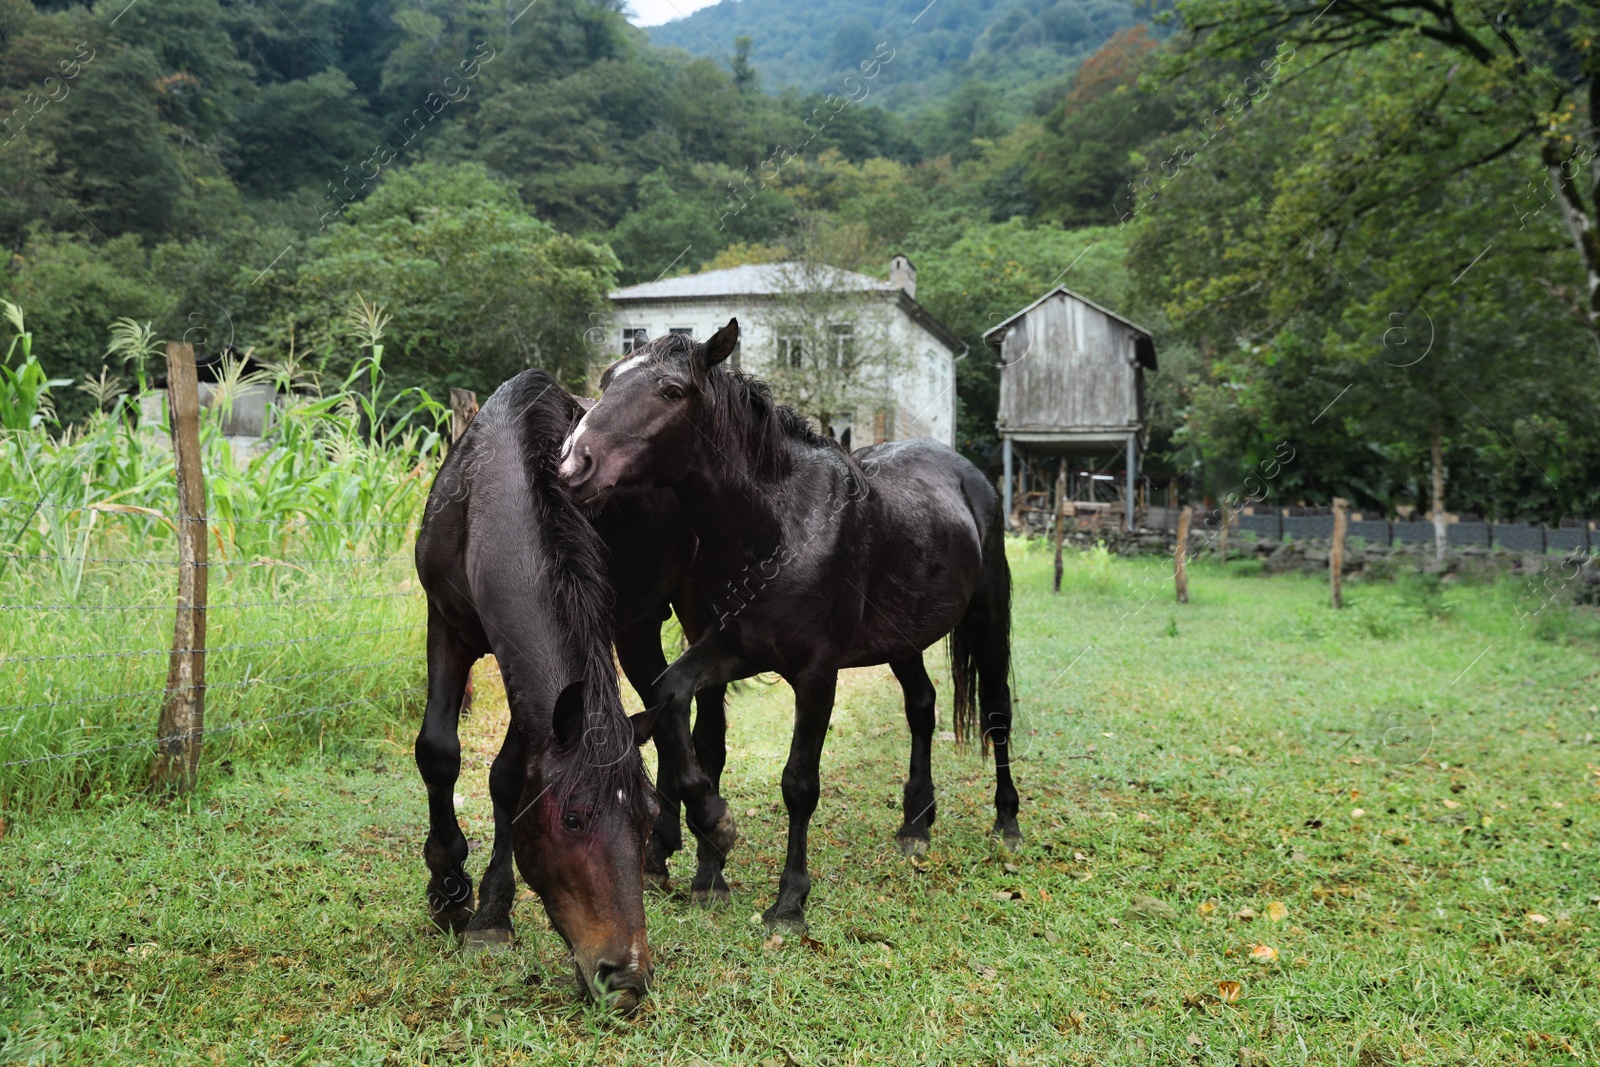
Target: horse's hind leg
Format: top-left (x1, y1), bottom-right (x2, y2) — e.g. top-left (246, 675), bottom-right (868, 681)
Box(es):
top-left (890, 656), bottom-right (937, 857)
top-left (615, 621), bottom-right (681, 890)
top-left (689, 684), bottom-right (731, 905)
top-left (463, 720), bottom-right (524, 953)
top-left (965, 546), bottom-right (1022, 848)
top-left (415, 605), bottom-right (479, 933)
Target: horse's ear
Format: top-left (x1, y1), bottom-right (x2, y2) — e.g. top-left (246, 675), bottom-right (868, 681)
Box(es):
top-left (552, 680), bottom-right (584, 748)
top-left (630, 706), bottom-right (657, 746)
top-left (700, 318), bottom-right (738, 369)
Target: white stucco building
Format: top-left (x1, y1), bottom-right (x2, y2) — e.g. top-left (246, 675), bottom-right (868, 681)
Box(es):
top-left (604, 256), bottom-right (964, 447)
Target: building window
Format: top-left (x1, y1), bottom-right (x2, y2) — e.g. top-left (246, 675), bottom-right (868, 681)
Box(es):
top-left (621, 328), bottom-right (648, 355)
top-left (668, 327), bottom-right (694, 338)
top-left (829, 324), bottom-right (855, 368)
top-left (778, 335), bottom-right (803, 369)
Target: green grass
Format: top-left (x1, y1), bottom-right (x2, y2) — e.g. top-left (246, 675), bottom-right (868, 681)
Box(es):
top-left (2, 542), bottom-right (1599, 1064)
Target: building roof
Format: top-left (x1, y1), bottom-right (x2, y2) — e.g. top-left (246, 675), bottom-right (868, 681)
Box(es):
top-left (983, 286), bottom-right (1153, 342)
top-left (982, 285), bottom-right (1156, 372)
top-left (611, 263), bottom-right (901, 301)
top-left (609, 261), bottom-right (966, 356)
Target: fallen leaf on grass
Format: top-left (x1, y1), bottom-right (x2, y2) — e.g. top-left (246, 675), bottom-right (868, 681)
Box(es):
top-left (1265, 901), bottom-right (1288, 922)
top-left (1063, 1011), bottom-right (1086, 1032)
top-left (1216, 980), bottom-right (1242, 1003)
top-left (1037, 888), bottom-right (1052, 902)
top-left (762, 933), bottom-right (784, 950)
top-left (799, 935), bottom-right (827, 953)
top-left (1527, 913), bottom-right (1549, 925)
top-left (1234, 907), bottom-right (1256, 922)
top-left (1073, 851), bottom-right (1089, 862)
top-left (1197, 900), bottom-right (1218, 918)
top-left (994, 890), bottom-right (1023, 902)
top-left (971, 962), bottom-right (998, 979)
top-left (1248, 944), bottom-right (1278, 963)
top-left (1351, 808), bottom-right (1366, 819)
top-left (1187, 1032), bottom-right (1204, 1048)
top-left (1442, 799), bottom-right (1460, 809)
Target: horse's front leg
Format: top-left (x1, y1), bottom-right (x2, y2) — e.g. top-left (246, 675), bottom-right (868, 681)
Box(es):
top-left (414, 606), bottom-right (478, 934)
top-left (462, 719), bottom-right (524, 952)
top-left (762, 668), bottom-right (838, 937)
top-left (651, 635), bottom-right (752, 872)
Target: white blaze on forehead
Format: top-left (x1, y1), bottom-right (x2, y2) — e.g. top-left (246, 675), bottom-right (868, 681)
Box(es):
top-left (609, 353), bottom-right (651, 381)
top-left (562, 408), bottom-right (593, 459)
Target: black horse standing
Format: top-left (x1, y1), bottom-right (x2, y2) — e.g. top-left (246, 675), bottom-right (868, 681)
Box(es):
top-left (558, 321), bottom-right (1019, 935)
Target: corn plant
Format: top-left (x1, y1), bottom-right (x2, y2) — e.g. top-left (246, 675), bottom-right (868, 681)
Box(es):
top-left (0, 303), bottom-right (71, 432)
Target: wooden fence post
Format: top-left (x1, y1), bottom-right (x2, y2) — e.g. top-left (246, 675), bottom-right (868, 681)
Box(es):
top-left (1218, 504), bottom-right (1229, 564)
top-left (1175, 505), bottom-right (1192, 604)
top-left (450, 388), bottom-right (479, 443)
top-left (150, 341), bottom-right (208, 792)
top-left (1330, 497), bottom-right (1347, 610)
top-left (1052, 459), bottom-right (1067, 594)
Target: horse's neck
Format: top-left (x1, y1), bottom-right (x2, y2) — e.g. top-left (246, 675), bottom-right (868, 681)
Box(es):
top-left (675, 434), bottom-right (814, 563)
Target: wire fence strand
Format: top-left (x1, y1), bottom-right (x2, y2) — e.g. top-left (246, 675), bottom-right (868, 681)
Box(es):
top-left (0, 657), bottom-right (418, 714)
top-left (0, 686), bottom-right (428, 769)
top-left (0, 499), bottom-right (421, 528)
top-left (0, 591), bottom-right (421, 613)
top-left (1, 625), bottom-right (421, 665)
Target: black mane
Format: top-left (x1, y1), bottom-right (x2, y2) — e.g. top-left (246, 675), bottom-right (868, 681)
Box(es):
top-left (500, 371), bottom-right (651, 816)
top-left (629, 333), bottom-right (843, 483)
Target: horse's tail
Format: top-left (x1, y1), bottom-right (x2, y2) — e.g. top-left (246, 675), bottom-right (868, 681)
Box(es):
top-left (950, 491), bottom-right (1012, 755)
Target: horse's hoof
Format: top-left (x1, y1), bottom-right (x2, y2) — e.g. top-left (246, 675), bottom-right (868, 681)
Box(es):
top-left (462, 928), bottom-right (514, 955)
top-left (762, 908), bottom-right (807, 937)
top-left (895, 834), bottom-right (930, 857)
top-left (644, 869), bottom-right (671, 893)
top-left (995, 823), bottom-right (1025, 852)
top-left (691, 885), bottom-right (731, 907)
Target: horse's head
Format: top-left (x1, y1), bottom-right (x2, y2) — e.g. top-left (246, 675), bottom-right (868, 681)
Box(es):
top-left (559, 320), bottom-right (739, 505)
top-left (512, 680), bottom-right (658, 1012)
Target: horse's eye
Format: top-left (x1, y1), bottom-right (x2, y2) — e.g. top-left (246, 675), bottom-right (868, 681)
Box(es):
top-left (661, 385), bottom-right (684, 401)
top-left (561, 811), bottom-right (582, 833)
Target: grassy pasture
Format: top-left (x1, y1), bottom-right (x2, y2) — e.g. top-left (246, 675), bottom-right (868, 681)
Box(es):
top-left (2, 543), bottom-right (1598, 1065)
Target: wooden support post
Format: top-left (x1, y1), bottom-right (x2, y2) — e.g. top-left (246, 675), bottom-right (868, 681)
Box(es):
top-left (1330, 497), bottom-right (1347, 610)
top-left (150, 342), bottom-right (208, 792)
top-left (1001, 436), bottom-right (1014, 528)
top-left (1218, 502), bottom-right (1230, 564)
top-left (1174, 504), bottom-right (1192, 605)
top-left (450, 388), bottom-right (479, 442)
top-left (1053, 459), bottom-right (1067, 594)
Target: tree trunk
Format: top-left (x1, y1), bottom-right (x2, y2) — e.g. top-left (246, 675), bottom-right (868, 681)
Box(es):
top-left (1430, 412), bottom-right (1446, 562)
top-left (1544, 72), bottom-right (1600, 347)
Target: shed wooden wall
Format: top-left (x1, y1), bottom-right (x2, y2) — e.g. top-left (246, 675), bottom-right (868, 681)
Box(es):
top-left (997, 294), bottom-right (1140, 431)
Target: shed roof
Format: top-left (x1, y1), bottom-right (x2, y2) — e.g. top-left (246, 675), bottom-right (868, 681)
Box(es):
top-left (982, 286), bottom-right (1155, 363)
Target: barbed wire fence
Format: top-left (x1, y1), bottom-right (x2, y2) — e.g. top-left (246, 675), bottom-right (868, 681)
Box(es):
top-left (0, 342), bottom-right (436, 808)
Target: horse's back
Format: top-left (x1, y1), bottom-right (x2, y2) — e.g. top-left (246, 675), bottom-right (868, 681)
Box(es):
top-left (855, 437), bottom-right (995, 547)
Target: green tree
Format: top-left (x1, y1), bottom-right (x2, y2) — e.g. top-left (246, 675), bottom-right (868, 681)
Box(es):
top-left (297, 161), bottom-right (617, 393)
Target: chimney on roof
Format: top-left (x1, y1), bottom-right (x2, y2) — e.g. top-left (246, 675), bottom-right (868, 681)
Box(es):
top-left (889, 254), bottom-right (916, 299)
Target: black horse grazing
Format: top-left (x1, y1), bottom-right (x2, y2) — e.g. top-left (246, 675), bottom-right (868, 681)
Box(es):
top-left (414, 370), bottom-right (660, 1011)
top-left (558, 321), bottom-right (1019, 935)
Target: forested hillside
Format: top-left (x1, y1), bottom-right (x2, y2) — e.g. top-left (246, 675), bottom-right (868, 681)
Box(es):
top-left (648, 0), bottom-right (1155, 123)
top-left (2, 0), bottom-right (1598, 521)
